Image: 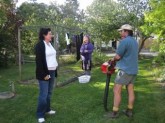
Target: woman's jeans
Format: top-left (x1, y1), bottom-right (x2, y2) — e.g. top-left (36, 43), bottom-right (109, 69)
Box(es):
top-left (37, 70), bottom-right (55, 118)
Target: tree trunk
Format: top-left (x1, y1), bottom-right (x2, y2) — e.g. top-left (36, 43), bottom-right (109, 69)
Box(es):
top-left (138, 37), bottom-right (149, 54)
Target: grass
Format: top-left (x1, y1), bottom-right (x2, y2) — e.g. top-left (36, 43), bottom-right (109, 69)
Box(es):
top-left (0, 62), bottom-right (83, 90)
top-left (0, 58), bottom-right (165, 123)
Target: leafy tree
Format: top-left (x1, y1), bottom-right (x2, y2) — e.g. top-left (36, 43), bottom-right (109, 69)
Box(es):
top-left (59, 0), bottom-right (85, 30)
top-left (0, 0), bottom-right (22, 67)
top-left (18, 0), bottom-right (85, 53)
top-left (142, 0), bottom-right (165, 62)
top-left (85, 0), bottom-right (136, 49)
top-left (18, 2), bottom-right (57, 54)
top-left (118, 0), bottom-right (150, 53)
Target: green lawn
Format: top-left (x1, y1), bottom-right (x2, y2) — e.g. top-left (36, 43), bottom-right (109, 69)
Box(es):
top-left (0, 58), bottom-right (165, 123)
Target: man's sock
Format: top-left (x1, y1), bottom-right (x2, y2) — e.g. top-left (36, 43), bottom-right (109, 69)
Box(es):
top-left (113, 106), bottom-right (119, 112)
top-left (127, 105), bottom-right (133, 110)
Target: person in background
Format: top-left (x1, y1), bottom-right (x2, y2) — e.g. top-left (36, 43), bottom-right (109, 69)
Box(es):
top-left (35, 28), bottom-right (58, 123)
top-left (80, 35), bottom-right (94, 75)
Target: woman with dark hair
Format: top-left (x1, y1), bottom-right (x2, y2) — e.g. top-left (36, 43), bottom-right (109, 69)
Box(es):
top-left (80, 35), bottom-right (94, 75)
top-left (35, 28), bottom-right (58, 123)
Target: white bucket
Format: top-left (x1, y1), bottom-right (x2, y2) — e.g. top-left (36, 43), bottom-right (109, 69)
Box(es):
top-left (78, 75), bottom-right (91, 83)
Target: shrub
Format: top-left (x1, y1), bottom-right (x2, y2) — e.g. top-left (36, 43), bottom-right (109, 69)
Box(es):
top-left (152, 67), bottom-right (165, 83)
top-left (153, 52), bottom-right (165, 65)
top-left (92, 49), bottom-right (109, 66)
top-left (59, 54), bottom-right (77, 65)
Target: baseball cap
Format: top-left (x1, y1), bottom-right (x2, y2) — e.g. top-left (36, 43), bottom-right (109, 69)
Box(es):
top-left (118, 24), bottom-right (133, 31)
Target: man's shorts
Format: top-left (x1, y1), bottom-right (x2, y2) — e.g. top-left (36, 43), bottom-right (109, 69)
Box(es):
top-left (115, 70), bottom-right (136, 85)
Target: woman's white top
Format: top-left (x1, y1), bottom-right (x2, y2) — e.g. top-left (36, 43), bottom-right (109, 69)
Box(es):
top-left (44, 41), bottom-right (58, 70)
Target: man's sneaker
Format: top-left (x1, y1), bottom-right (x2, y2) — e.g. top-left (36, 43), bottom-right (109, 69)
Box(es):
top-left (38, 118), bottom-right (45, 123)
top-left (123, 109), bottom-right (133, 117)
top-left (104, 111), bottom-right (119, 118)
top-left (47, 110), bottom-right (56, 115)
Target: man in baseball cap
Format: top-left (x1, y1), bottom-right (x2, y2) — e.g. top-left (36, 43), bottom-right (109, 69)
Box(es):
top-left (118, 24), bottom-right (133, 31)
top-left (106, 24), bottom-right (138, 118)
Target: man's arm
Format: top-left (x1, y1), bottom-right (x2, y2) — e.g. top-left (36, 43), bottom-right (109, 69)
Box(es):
top-left (112, 39), bottom-right (126, 62)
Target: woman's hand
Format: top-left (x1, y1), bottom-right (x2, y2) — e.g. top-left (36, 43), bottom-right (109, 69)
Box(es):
top-left (84, 50), bottom-right (88, 53)
top-left (44, 75), bottom-right (50, 80)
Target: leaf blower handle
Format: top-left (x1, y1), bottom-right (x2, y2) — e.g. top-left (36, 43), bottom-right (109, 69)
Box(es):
top-left (107, 59), bottom-right (116, 74)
